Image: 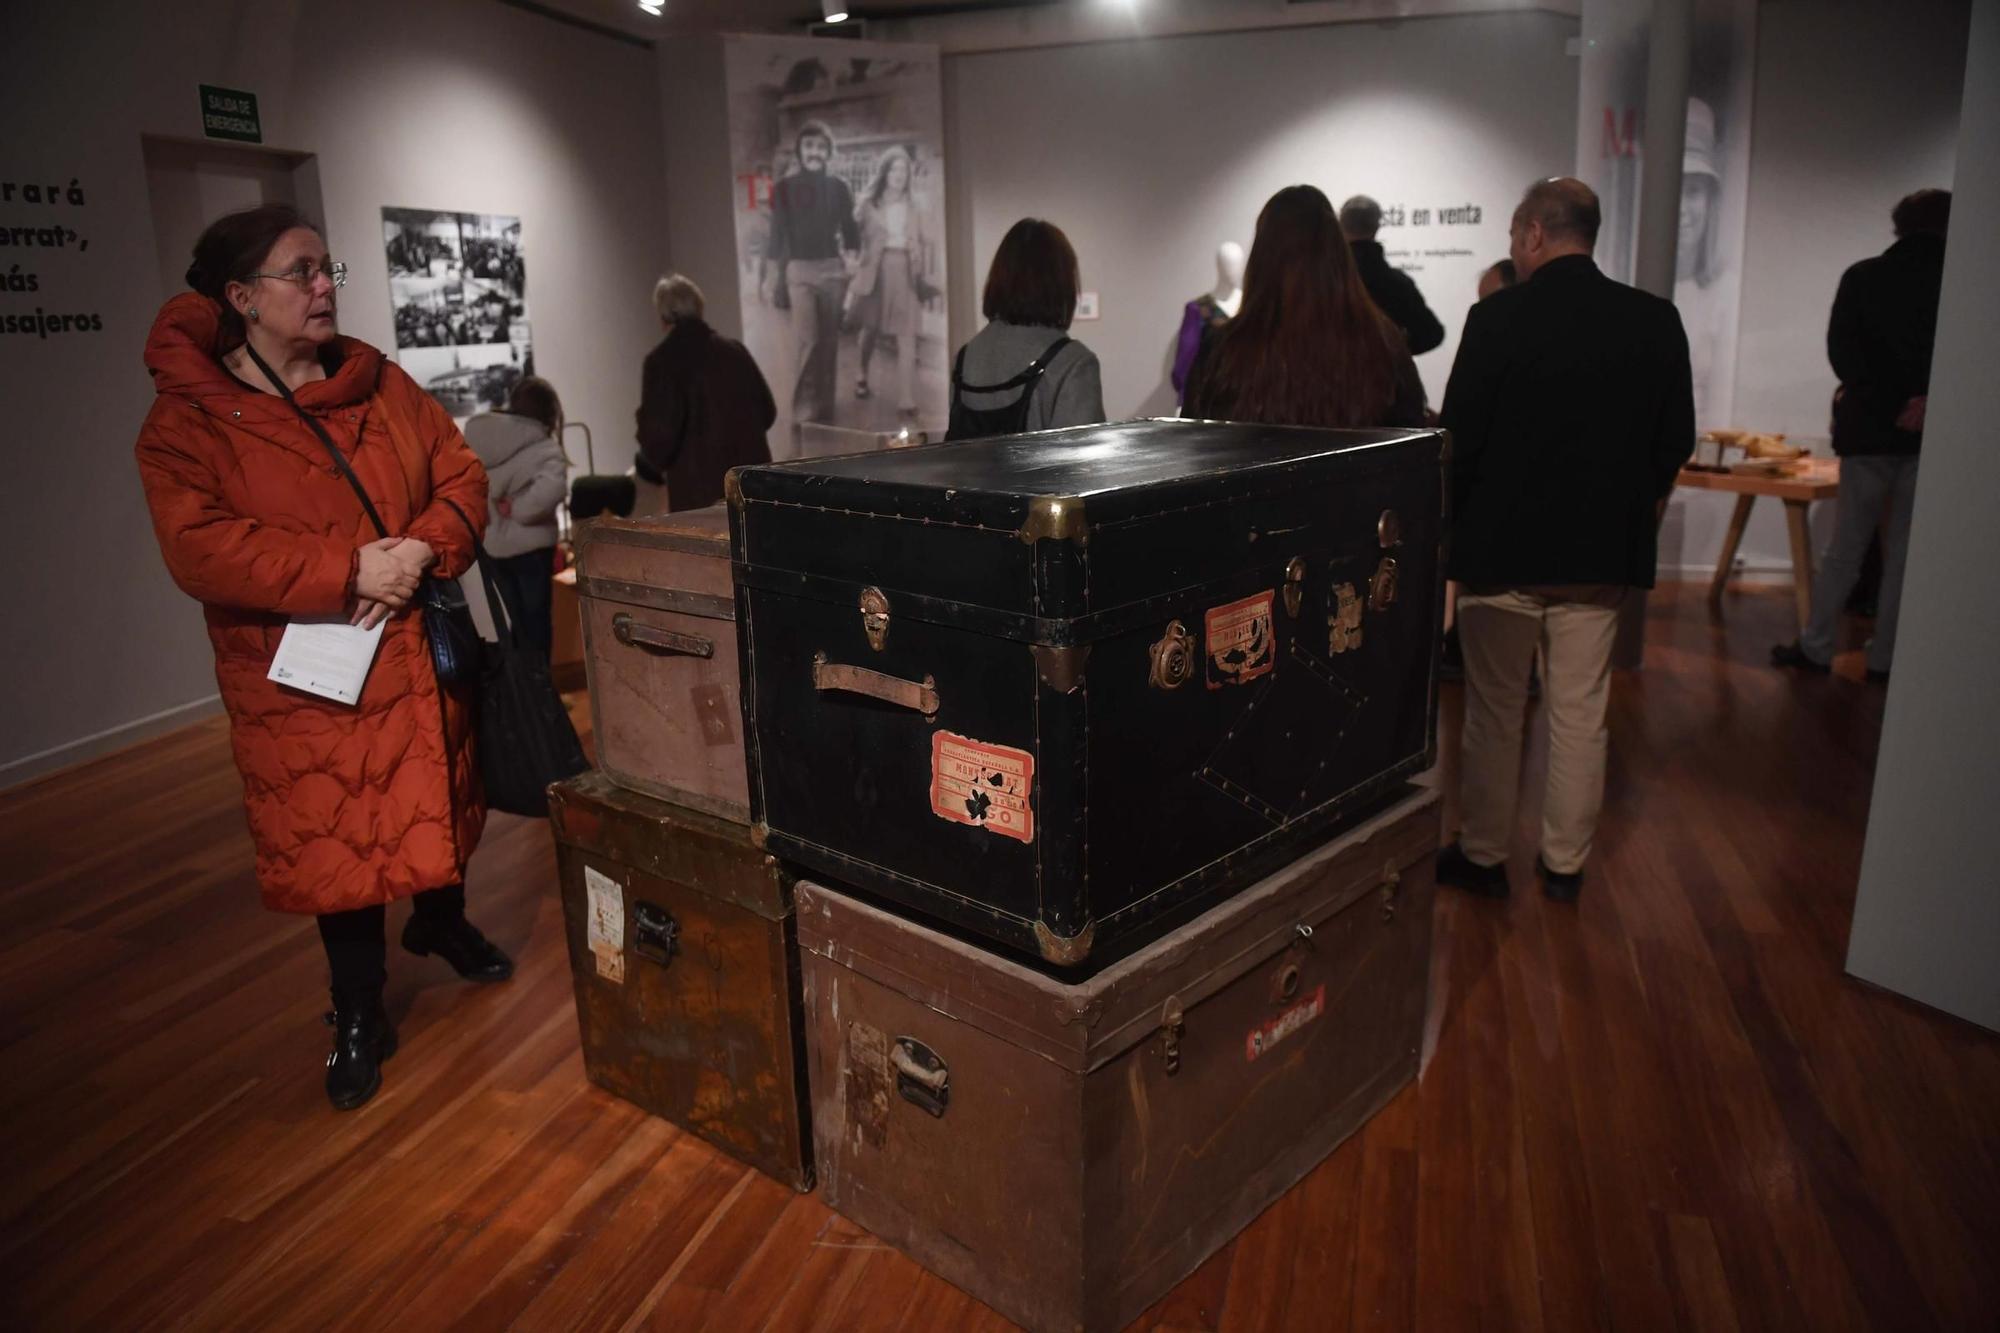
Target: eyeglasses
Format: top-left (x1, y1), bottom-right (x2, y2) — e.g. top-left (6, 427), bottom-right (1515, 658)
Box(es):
top-left (248, 260), bottom-right (348, 289)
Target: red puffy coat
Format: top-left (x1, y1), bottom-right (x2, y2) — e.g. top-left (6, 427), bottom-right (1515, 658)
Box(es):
top-left (136, 294), bottom-right (490, 915)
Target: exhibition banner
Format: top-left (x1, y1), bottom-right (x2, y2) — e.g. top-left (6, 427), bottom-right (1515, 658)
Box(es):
top-left (1579, 0), bottom-right (1757, 431)
top-left (724, 36), bottom-right (949, 455)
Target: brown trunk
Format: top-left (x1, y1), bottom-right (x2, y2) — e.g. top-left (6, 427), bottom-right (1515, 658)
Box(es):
top-left (576, 508), bottom-right (748, 821)
top-left (551, 770), bottom-right (811, 1190)
top-left (796, 783), bottom-right (1438, 1333)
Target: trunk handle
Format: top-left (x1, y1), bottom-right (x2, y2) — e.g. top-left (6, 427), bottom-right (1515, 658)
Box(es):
top-left (614, 612), bottom-right (715, 659)
top-left (812, 653), bottom-right (939, 719)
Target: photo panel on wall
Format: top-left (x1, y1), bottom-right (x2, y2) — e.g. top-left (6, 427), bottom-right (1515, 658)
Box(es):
top-left (382, 207), bottom-right (532, 420)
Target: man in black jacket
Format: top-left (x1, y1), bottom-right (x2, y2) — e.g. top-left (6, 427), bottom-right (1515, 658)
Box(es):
top-left (1773, 189), bottom-right (1949, 683)
top-left (1436, 177), bottom-right (1694, 902)
top-left (1340, 195), bottom-right (1445, 356)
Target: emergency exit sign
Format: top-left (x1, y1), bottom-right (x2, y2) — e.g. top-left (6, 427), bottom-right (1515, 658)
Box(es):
top-left (199, 85), bottom-right (262, 144)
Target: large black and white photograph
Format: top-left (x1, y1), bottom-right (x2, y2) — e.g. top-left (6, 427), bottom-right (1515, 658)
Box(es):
top-left (382, 207), bottom-right (532, 418)
top-left (725, 36), bottom-right (948, 456)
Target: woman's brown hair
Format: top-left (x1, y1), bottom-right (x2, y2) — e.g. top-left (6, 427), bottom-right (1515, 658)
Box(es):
top-left (506, 375), bottom-right (563, 438)
top-left (1184, 185), bottom-right (1402, 428)
top-left (981, 218), bottom-right (1079, 330)
top-left (185, 203), bottom-right (319, 347)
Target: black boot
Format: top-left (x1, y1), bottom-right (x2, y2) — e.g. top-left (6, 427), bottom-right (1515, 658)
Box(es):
top-left (324, 991), bottom-right (397, 1112)
top-left (401, 912), bottom-right (514, 983)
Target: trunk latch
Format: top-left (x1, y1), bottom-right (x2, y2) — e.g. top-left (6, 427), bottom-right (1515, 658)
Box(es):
top-left (860, 586), bottom-right (892, 652)
top-left (1148, 621), bottom-right (1194, 690)
top-left (891, 1037), bottom-right (949, 1117)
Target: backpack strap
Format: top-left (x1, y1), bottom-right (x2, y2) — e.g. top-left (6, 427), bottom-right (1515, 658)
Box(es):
top-left (954, 336), bottom-right (1072, 395)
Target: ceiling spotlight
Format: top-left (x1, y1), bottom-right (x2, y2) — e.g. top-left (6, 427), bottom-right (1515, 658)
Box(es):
top-left (637, 0), bottom-right (662, 13)
top-left (821, 0), bottom-right (850, 21)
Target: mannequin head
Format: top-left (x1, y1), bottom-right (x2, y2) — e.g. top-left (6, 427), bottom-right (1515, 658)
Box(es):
top-left (1215, 241), bottom-right (1246, 292)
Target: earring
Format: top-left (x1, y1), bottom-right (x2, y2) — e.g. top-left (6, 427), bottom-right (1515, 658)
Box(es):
top-left (248, 307), bottom-right (260, 321)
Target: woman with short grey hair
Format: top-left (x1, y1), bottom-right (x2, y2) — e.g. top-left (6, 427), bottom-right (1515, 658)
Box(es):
top-left (635, 272), bottom-right (776, 510)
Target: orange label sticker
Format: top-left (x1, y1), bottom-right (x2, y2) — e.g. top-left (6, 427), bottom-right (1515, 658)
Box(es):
top-left (930, 731), bottom-right (1035, 844)
top-left (1246, 984), bottom-right (1326, 1061)
top-left (1205, 591), bottom-right (1276, 688)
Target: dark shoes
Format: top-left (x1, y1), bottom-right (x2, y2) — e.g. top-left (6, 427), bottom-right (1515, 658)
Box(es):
top-left (1771, 641), bottom-right (1831, 673)
top-left (325, 993), bottom-right (398, 1111)
top-left (1437, 842), bottom-right (1510, 898)
top-left (402, 914), bottom-right (515, 984)
top-left (1538, 857), bottom-right (1584, 903)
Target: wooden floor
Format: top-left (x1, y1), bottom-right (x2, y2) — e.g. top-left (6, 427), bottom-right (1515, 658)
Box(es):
top-left (2, 583), bottom-right (1995, 1332)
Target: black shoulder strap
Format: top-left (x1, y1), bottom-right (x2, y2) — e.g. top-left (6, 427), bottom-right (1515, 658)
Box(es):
top-left (950, 344), bottom-right (969, 390)
top-left (243, 340), bottom-right (389, 541)
top-left (954, 336), bottom-right (1073, 395)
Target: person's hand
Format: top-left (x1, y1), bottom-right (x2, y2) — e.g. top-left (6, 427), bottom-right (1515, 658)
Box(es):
top-left (1896, 395), bottom-right (1927, 433)
top-left (349, 598), bottom-right (394, 631)
top-left (496, 495), bottom-right (514, 519)
top-left (384, 537), bottom-right (436, 576)
top-left (356, 538), bottom-right (420, 607)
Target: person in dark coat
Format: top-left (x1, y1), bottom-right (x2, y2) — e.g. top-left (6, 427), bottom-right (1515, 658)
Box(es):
top-left (1435, 177), bottom-right (1694, 905)
top-left (1772, 188), bottom-right (1949, 682)
top-left (1339, 195), bottom-right (1445, 356)
top-left (635, 274), bottom-right (776, 512)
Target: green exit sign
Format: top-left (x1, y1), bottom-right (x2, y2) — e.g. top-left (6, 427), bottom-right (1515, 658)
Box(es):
top-left (199, 85), bottom-right (262, 144)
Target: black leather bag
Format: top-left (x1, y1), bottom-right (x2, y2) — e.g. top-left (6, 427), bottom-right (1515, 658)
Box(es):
top-left (441, 500), bottom-right (589, 816)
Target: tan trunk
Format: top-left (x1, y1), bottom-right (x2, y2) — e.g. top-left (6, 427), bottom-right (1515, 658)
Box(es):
top-left (796, 783), bottom-right (1438, 1333)
top-left (576, 508), bottom-right (748, 821)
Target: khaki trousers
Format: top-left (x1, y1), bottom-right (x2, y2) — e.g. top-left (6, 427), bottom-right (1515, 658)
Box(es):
top-left (1456, 587), bottom-right (1625, 875)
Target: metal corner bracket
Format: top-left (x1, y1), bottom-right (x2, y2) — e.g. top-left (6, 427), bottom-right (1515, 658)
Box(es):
top-left (1032, 643), bottom-right (1091, 694)
top-left (1034, 916), bottom-right (1096, 965)
top-left (1018, 494), bottom-right (1090, 546)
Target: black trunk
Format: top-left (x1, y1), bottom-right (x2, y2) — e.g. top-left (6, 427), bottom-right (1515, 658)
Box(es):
top-left (729, 419), bottom-right (1445, 970)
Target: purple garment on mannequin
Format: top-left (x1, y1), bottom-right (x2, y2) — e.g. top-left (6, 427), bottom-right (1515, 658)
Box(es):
top-left (1172, 299), bottom-right (1207, 396)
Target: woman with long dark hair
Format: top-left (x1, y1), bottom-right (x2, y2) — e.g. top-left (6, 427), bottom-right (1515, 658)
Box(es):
top-left (1183, 185), bottom-right (1425, 429)
top-left (848, 145), bottom-right (934, 417)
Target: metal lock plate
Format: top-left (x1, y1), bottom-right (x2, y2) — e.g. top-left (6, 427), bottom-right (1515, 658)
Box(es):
top-left (1148, 620), bottom-right (1194, 690)
top-left (632, 900), bottom-right (679, 966)
top-left (1328, 581), bottom-right (1364, 654)
top-left (891, 1036), bottom-right (949, 1117)
top-left (859, 586), bottom-right (891, 652)
top-left (1283, 556), bottom-right (1308, 618)
top-left (1380, 864), bottom-right (1402, 922)
top-left (1378, 509), bottom-right (1402, 549)
top-left (1369, 556), bottom-right (1399, 611)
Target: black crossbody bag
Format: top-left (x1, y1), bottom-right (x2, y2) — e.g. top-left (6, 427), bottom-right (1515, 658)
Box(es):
top-left (243, 343), bottom-right (481, 685)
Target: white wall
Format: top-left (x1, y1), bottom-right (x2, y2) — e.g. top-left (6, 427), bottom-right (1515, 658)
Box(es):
top-left (0, 0), bottom-right (669, 785)
top-left (1844, 0), bottom-right (2000, 1034)
top-left (942, 12), bottom-right (1583, 421)
top-left (1663, 0), bottom-right (1969, 578)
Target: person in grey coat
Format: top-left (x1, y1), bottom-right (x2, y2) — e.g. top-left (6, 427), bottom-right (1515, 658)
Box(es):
top-left (462, 376), bottom-right (568, 659)
top-left (947, 218), bottom-right (1105, 441)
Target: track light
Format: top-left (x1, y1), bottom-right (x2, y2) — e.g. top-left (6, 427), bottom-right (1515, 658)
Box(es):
top-left (821, 0), bottom-right (850, 21)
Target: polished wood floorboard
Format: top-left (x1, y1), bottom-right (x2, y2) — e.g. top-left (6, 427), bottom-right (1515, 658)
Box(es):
top-left (2, 584), bottom-right (1994, 1331)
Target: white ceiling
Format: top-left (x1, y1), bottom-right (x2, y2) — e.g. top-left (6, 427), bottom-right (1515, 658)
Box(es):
top-left (522, 0), bottom-right (1045, 42)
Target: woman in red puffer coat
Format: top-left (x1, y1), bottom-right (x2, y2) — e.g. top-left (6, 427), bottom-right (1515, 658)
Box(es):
top-left (135, 204), bottom-right (510, 1112)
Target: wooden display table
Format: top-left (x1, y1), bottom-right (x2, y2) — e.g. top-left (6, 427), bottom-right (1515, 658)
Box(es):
top-left (1677, 459), bottom-right (1840, 629)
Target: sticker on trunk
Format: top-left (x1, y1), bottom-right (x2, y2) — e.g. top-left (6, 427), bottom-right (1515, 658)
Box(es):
top-left (585, 864), bottom-right (626, 984)
top-left (1205, 591), bottom-right (1276, 688)
top-left (1245, 983), bottom-right (1326, 1061)
top-left (930, 731), bottom-right (1035, 844)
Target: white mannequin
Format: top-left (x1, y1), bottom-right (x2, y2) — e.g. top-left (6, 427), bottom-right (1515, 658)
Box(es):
top-left (1211, 241), bottom-right (1245, 318)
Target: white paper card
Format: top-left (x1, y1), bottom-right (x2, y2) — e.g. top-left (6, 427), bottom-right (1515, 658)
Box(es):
top-left (585, 865), bottom-right (625, 984)
top-left (267, 617), bottom-right (386, 705)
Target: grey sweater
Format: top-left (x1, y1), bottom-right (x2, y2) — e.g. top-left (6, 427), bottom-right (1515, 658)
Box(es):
top-left (462, 411), bottom-right (567, 558)
top-left (954, 321), bottom-right (1106, 433)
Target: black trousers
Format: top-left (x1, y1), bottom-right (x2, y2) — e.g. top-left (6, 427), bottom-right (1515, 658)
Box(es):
top-left (488, 547), bottom-right (557, 664)
top-left (316, 884), bottom-right (464, 1001)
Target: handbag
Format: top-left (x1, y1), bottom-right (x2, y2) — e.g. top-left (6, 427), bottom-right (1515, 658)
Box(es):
top-left (243, 343), bottom-right (480, 685)
top-left (439, 499), bottom-right (590, 816)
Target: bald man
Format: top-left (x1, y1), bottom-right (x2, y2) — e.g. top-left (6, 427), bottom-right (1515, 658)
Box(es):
top-left (1436, 177), bottom-right (1694, 904)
